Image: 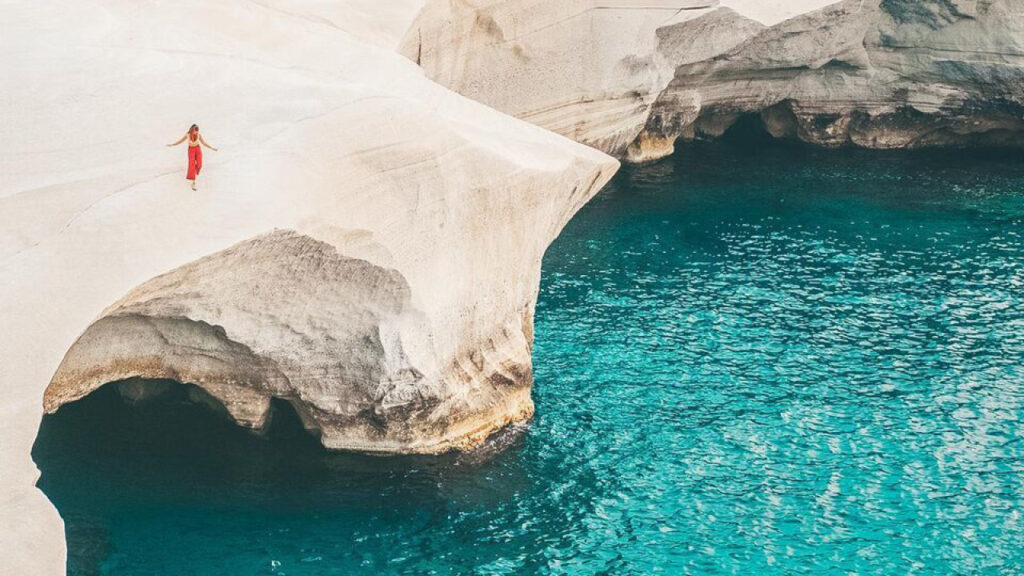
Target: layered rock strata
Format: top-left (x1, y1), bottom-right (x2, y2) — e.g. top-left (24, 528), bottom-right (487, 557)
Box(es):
top-left (402, 0), bottom-right (1024, 162)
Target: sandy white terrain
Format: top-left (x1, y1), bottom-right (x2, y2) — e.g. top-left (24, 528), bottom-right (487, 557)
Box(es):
top-left (0, 0), bottom-right (619, 572)
top-left (721, 0), bottom-right (842, 24)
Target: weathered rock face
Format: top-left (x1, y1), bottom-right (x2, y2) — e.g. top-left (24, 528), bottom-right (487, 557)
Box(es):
top-left (43, 231), bottom-right (539, 453)
top-left (400, 0), bottom-right (711, 158)
top-left (7, 0), bottom-right (620, 460)
top-left (402, 0), bottom-right (1024, 162)
top-left (1, 0), bottom-right (618, 572)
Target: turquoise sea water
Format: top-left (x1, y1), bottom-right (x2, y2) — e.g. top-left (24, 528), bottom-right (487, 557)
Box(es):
top-left (35, 143), bottom-right (1024, 575)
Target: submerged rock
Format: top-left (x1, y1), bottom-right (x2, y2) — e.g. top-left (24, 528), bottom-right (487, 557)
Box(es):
top-left (402, 0), bottom-right (1024, 162)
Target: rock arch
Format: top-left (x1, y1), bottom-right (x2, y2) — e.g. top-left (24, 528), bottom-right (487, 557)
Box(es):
top-left (42, 230), bottom-right (539, 453)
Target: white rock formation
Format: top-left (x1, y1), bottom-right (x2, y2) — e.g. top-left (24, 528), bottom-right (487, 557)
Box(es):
top-left (0, 0), bottom-right (617, 573)
top-left (402, 0), bottom-right (1024, 162)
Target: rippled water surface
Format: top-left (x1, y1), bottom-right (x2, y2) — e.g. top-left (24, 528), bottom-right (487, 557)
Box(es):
top-left (35, 143), bottom-right (1024, 575)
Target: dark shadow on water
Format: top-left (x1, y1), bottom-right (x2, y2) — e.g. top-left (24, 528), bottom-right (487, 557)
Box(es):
top-left (719, 113), bottom-right (784, 150)
top-left (602, 133), bottom-right (1024, 213)
top-left (33, 139), bottom-right (1024, 575)
top-left (32, 383), bottom-right (531, 575)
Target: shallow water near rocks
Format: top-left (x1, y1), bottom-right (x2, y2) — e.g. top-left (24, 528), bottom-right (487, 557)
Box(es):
top-left (35, 142), bottom-right (1024, 575)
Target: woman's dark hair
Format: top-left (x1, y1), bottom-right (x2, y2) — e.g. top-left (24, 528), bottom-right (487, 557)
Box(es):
top-left (189, 124), bottom-right (199, 132)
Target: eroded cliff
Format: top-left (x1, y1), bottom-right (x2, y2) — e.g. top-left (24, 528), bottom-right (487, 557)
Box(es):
top-left (402, 0), bottom-right (1024, 162)
top-left (0, 1), bottom-right (616, 572)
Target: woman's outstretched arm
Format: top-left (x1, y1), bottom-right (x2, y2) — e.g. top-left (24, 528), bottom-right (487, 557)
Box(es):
top-left (198, 134), bottom-right (218, 151)
top-left (167, 133), bottom-right (188, 147)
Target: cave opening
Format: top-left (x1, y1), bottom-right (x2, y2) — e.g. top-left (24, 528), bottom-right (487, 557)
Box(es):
top-left (718, 112), bottom-right (790, 149)
top-left (31, 379), bottom-right (325, 481)
top-left (31, 376), bottom-right (524, 575)
top-left (29, 379), bottom-right (317, 575)
top-left (26, 130), bottom-right (1024, 575)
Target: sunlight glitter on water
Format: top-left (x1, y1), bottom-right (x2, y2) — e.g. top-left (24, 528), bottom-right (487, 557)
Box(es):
top-left (35, 143), bottom-right (1024, 575)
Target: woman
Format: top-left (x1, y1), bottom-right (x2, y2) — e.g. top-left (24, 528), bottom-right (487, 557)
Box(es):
top-left (168, 124), bottom-right (218, 190)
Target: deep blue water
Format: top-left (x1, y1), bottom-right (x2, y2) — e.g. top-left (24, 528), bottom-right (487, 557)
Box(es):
top-left (35, 143), bottom-right (1024, 575)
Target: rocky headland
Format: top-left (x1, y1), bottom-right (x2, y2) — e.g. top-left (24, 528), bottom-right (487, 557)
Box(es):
top-left (403, 0), bottom-right (1024, 162)
top-left (4, 1), bottom-right (1024, 574)
top-left (0, 0), bottom-right (614, 572)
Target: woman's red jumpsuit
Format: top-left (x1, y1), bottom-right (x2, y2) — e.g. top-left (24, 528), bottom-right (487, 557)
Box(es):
top-left (187, 144), bottom-right (202, 180)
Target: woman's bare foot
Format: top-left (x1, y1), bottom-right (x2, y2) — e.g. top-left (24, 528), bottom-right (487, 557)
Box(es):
top-left (191, 180), bottom-right (197, 191)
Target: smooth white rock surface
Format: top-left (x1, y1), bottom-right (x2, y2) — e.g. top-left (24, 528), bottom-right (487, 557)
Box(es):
top-left (720, 0), bottom-right (842, 25)
top-left (403, 0), bottom-right (1024, 161)
top-left (0, 1), bottom-right (617, 573)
